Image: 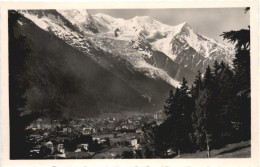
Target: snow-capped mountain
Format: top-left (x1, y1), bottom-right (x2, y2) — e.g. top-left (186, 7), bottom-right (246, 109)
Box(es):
top-left (15, 9), bottom-right (234, 114)
top-left (90, 13), bottom-right (234, 72)
top-left (18, 10), bottom-right (182, 87)
top-left (11, 10), bottom-right (154, 116)
top-left (56, 9), bottom-right (100, 33)
top-left (17, 10), bottom-right (234, 84)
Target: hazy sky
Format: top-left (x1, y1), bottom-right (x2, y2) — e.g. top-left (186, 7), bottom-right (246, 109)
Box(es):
top-left (88, 8), bottom-right (249, 46)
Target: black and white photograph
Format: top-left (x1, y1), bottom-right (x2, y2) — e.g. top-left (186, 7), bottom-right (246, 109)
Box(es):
top-left (5, 5), bottom-right (254, 161)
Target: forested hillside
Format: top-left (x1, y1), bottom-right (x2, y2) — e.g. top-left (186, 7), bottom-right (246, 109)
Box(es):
top-left (141, 8), bottom-right (250, 158)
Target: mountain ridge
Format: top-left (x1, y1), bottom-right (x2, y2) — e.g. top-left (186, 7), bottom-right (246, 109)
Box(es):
top-left (18, 9), bottom-right (234, 75)
top-left (13, 9), bottom-right (235, 116)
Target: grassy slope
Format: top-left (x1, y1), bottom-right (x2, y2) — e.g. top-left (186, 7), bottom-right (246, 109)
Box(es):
top-left (179, 140), bottom-right (251, 158)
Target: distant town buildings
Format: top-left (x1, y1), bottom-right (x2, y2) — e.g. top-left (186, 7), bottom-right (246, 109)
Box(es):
top-left (154, 110), bottom-right (167, 125)
top-left (26, 112), bottom-right (163, 159)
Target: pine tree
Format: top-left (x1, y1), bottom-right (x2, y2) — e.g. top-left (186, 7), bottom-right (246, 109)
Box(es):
top-left (194, 89), bottom-right (215, 157)
top-left (203, 66), bottom-right (213, 89)
top-left (215, 64), bottom-right (235, 144)
top-left (176, 78), bottom-right (194, 154)
top-left (212, 61), bottom-right (221, 98)
top-left (193, 65), bottom-right (222, 152)
top-left (180, 77), bottom-right (189, 96)
top-left (180, 78), bottom-right (193, 130)
top-left (159, 78), bottom-right (195, 157)
top-left (163, 90), bottom-right (174, 116)
top-left (221, 8), bottom-right (250, 140)
top-left (192, 71), bottom-right (203, 99)
top-left (213, 61), bottom-right (221, 77)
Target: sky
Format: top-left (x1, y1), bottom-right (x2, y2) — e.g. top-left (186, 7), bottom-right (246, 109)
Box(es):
top-left (88, 8), bottom-right (250, 46)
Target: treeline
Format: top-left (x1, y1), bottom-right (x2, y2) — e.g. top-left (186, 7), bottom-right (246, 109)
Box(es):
top-left (142, 9), bottom-right (250, 158)
top-left (143, 62), bottom-right (250, 158)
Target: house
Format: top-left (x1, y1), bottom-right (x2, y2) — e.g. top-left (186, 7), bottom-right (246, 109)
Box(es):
top-left (99, 127), bottom-right (104, 132)
top-left (128, 124), bottom-right (135, 130)
top-left (93, 137), bottom-right (100, 141)
top-left (156, 119), bottom-right (164, 126)
top-left (44, 141), bottom-right (54, 153)
top-left (108, 119), bottom-right (114, 123)
top-left (82, 126), bottom-right (92, 130)
top-left (62, 127), bottom-right (72, 133)
top-left (133, 121), bottom-right (140, 126)
top-left (122, 125), bottom-right (128, 129)
top-left (43, 132), bottom-right (49, 137)
top-left (53, 120), bottom-right (62, 127)
top-left (136, 128), bottom-right (143, 134)
top-left (31, 127), bottom-right (37, 131)
top-left (127, 119), bottom-right (133, 124)
top-left (77, 144), bottom-right (89, 151)
top-left (35, 119), bottom-right (52, 130)
top-left (30, 145), bottom-right (41, 154)
top-left (57, 143), bottom-right (64, 153)
top-left (100, 138), bottom-right (107, 144)
top-left (131, 137), bottom-right (140, 149)
top-left (55, 149), bottom-right (66, 159)
top-left (115, 126), bottom-right (121, 131)
top-left (82, 127), bottom-right (92, 135)
top-left (167, 148), bottom-right (174, 156)
top-left (92, 137), bottom-right (101, 144)
top-left (154, 110), bottom-right (166, 120)
top-left (92, 127), bottom-right (98, 134)
top-left (54, 136), bottom-right (68, 143)
top-left (30, 134), bottom-right (41, 139)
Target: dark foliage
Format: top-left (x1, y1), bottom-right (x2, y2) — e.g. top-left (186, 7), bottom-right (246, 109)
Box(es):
top-left (147, 8), bottom-right (250, 156)
top-left (63, 135), bottom-right (100, 152)
top-left (121, 151), bottom-right (134, 159)
top-left (9, 10), bottom-right (40, 159)
top-left (39, 146), bottom-right (52, 158)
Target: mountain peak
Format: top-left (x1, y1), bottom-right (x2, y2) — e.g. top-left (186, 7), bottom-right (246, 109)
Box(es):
top-left (57, 9), bottom-right (99, 33)
top-left (179, 22), bottom-right (192, 29)
top-left (179, 21), bottom-right (187, 26)
top-left (132, 15), bottom-right (152, 20)
top-left (130, 16), bottom-right (157, 26)
top-left (57, 9), bottom-right (92, 22)
top-left (172, 22), bottom-right (192, 35)
top-left (94, 13), bottom-right (118, 21)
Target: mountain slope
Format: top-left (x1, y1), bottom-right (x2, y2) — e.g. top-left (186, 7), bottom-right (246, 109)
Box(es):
top-left (14, 9), bottom-right (235, 116)
top-left (18, 10), bottom-right (185, 88)
top-left (10, 11), bottom-right (154, 117)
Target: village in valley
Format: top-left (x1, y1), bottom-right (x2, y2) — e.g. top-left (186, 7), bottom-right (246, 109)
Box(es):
top-left (8, 8), bottom-right (251, 160)
top-left (27, 111), bottom-right (167, 159)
